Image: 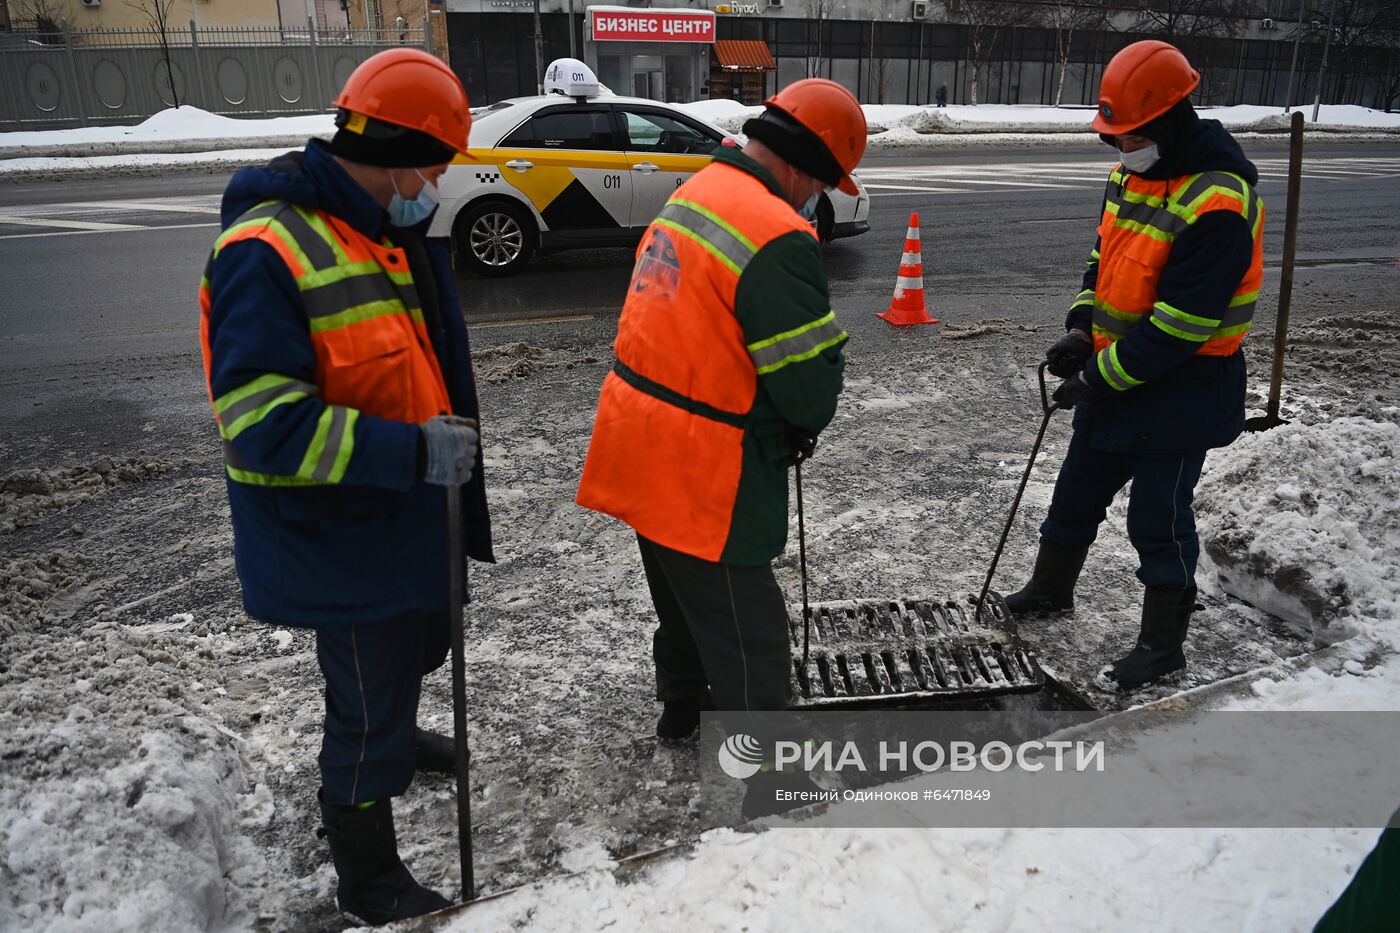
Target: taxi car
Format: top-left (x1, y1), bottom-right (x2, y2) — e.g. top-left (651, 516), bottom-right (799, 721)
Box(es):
top-left (429, 59), bottom-right (871, 276)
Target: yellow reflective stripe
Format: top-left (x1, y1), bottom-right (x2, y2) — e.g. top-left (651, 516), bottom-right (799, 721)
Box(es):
top-left (1095, 301), bottom-right (1140, 323)
top-left (298, 261), bottom-right (414, 290)
top-left (1214, 321), bottom-right (1252, 338)
top-left (1097, 342), bottom-right (1141, 392)
top-left (1181, 184), bottom-right (1246, 220)
top-left (213, 217), bottom-right (315, 272)
top-left (215, 373), bottom-right (299, 418)
top-left (1110, 216), bottom-right (1175, 243)
top-left (652, 217), bottom-right (743, 277)
top-left (307, 303), bottom-right (423, 334)
top-left (1153, 300), bottom-right (1220, 329)
top-left (294, 405), bottom-right (358, 483)
top-left (298, 207), bottom-right (351, 267)
top-left (1070, 289), bottom-right (1096, 310)
top-left (748, 311), bottom-right (847, 375)
top-left (220, 384), bottom-right (317, 440)
top-left (667, 198), bottom-right (758, 254)
top-left (1230, 290), bottom-right (1259, 307)
top-left (747, 310), bottom-right (836, 353)
top-left (753, 330), bottom-right (848, 375)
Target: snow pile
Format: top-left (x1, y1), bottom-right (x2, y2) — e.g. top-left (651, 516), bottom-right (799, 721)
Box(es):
top-left (1195, 417), bottom-right (1400, 642)
top-left (0, 615), bottom-right (275, 931)
top-left (0, 459), bottom-right (186, 535)
top-left (0, 107), bottom-right (333, 157)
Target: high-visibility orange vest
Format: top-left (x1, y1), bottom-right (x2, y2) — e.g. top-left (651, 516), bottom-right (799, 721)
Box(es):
top-left (199, 201), bottom-right (451, 483)
top-left (576, 159), bottom-right (819, 562)
top-left (1091, 166), bottom-right (1265, 357)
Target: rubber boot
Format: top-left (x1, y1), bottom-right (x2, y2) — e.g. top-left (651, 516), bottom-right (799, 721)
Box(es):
top-left (1003, 542), bottom-right (1090, 617)
top-left (318, 793), bottom-right (451, 925)
top-left (1096, 585), bottom-right (1195, 692)
top-left (414, 728), bottom-right (455, 776)
top-left (655, 689), bottom-right (714, 742)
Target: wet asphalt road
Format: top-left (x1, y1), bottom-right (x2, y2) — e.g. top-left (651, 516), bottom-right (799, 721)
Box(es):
top-left (1, 139), bottom-right (1397, 411)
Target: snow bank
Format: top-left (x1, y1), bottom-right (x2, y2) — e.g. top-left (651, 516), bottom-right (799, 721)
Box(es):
top-left (0, 616), bottom-right (274, 931)
top-left (0, 107), bottom-right (333, 157)
top-left (451, 825), bottom-right (1375, 932)
top-left (4, 102), bottom-right (1391, 162)
top-left (1195, 417), bottom-right (1400, 642)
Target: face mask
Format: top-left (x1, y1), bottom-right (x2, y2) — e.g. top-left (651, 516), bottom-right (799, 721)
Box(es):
top-left (387, 169), bottom-right (440, 227)
top-left (798, 191), bottom-right (821, 221)
top-left (1120, 143), bottom-right (1161, 174)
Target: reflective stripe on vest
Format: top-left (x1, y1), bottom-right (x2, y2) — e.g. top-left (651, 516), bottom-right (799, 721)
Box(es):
top-left (1091, 168), bottom-right (1265, 365)
top-left (201, 201), bottom-right (450, 486)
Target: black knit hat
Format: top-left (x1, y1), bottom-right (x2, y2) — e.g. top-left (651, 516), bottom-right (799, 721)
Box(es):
top-left (742, 108), bottom-right (844, 189)
top-left (1099, 98), bottom-right (1200, 158)
top-left (328, 108), bottom-right (458, 168)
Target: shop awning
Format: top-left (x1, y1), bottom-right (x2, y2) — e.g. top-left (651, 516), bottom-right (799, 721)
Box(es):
top-left (713, 39), bottom-right (776, 72)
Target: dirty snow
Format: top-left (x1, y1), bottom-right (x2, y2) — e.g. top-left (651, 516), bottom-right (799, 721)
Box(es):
top-left (2, 289), bottom-right (1398, 929)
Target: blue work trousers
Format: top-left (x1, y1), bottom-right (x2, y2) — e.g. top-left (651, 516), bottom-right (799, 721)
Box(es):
top-left (1039, 429), bottom-right (1206, 591)
top-left (314, 609), bottom-right (449, 805)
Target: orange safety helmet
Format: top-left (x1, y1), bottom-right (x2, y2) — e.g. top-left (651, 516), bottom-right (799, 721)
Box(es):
top-left (1092, 40), bottom-right (1200, 136)
top-left (764, 79), bottom-right (867, 195)
top-left (333, 48), bottom-right (471, 154)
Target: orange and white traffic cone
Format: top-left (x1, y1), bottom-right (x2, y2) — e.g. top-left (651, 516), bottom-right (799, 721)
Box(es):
top-left (877, 212), bottom-right (939, 326)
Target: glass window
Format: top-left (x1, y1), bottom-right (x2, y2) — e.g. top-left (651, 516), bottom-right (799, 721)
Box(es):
top-left (619, 109), bottom-right (722, 155)
top-left (499, 107), bottom-right (620, 150)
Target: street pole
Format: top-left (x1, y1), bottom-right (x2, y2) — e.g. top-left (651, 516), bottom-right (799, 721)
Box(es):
top-left (1283, 0), bottom-right (1303, 112)
top-left (533, 0), bottom-right (545, 94)
top-left (1311, 0), bottom-right (1336, 123)
top-left (568, 0), bottom-right (577, 59)
top-left (1246, 111), bottom-right (1305, 433)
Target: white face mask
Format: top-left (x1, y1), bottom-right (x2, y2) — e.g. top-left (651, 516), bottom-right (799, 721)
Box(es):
top-left (1120, 143), bottom-right (1161, 174)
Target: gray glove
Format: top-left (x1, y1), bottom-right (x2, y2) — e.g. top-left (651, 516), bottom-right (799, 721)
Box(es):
top-left (420, 415), bottom-right (478, 486)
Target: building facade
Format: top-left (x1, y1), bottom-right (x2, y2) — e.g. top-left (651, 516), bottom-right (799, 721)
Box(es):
top-left (445, 0), bottom-right (1398, 111)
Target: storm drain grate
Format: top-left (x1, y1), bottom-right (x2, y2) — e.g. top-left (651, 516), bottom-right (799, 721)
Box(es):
top-left (789, 598), bottom-right (1045, 707)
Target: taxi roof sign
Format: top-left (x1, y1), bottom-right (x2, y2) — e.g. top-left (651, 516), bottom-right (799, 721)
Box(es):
top-left (543, 58), bottom-right (600, 100)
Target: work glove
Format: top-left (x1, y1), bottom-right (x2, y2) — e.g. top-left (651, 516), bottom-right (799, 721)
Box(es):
top-left (1045, 329), bottom-right (1093, 378)
top-left (1051, 372), bottom-right (1096, 411)
top-left (420, 415), bottom-right (478, 486)
top-left (788, 432), bottom-right (818, 466)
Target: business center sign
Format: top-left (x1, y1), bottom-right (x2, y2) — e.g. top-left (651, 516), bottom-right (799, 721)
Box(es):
top-left (588, 7), bottom-right (717, 42)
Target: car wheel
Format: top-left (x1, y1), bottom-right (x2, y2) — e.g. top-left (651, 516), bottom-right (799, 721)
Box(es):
top-left (456, 200), bottom-right (536, 277)
top-left (814, 193), bottom-right (835, 244)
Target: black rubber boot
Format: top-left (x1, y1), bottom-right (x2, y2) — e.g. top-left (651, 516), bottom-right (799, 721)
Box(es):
top-left (414, 728), bottom-right (455, 776)
top-left (318, 794), bottom-right (451, 925)
top-left (1003, 541), bottom-right (1091, 617)
top-left (1096, 585), bottom-right (1196, 692)
top-left (655, 689), bottom-right (714, 742)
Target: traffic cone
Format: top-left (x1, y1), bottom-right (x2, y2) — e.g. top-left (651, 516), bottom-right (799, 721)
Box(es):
top-left (877, 213), bottom-right (939, 326)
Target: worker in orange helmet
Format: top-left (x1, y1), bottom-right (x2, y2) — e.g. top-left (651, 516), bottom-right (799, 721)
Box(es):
top-left (577, 79), bottom-right (862, 814)
top-left (199, 49), bottom-right (492, 923)
top-left (1006, 40), bottom-right (1266, 692)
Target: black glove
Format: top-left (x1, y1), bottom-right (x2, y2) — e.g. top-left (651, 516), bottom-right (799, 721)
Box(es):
top-left (1045, 329), bottom-right (1093, 378)
top-left (1052, 372), bottom-right (1095, 410)
top-left (788, 432), bottom-right (817, 465)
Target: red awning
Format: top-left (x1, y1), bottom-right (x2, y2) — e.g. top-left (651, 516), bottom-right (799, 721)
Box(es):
top-left (713, 39), bottom-right (776, 72)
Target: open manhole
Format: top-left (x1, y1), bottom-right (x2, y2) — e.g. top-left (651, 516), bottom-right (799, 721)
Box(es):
top-left (789, 597), bottom-right (1050, 709)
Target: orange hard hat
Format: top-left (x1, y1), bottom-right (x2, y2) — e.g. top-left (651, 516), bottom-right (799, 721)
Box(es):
top-left (333, 48), bottom-right (471, 154)
top-left (764, 79), bottom-right (866, 195)
top-left (1092, 40), bottom-right (1199, 135)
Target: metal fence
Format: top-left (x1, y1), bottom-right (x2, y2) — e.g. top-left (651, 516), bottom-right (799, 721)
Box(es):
top-left (0, 20), bottom-right (432, 131)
